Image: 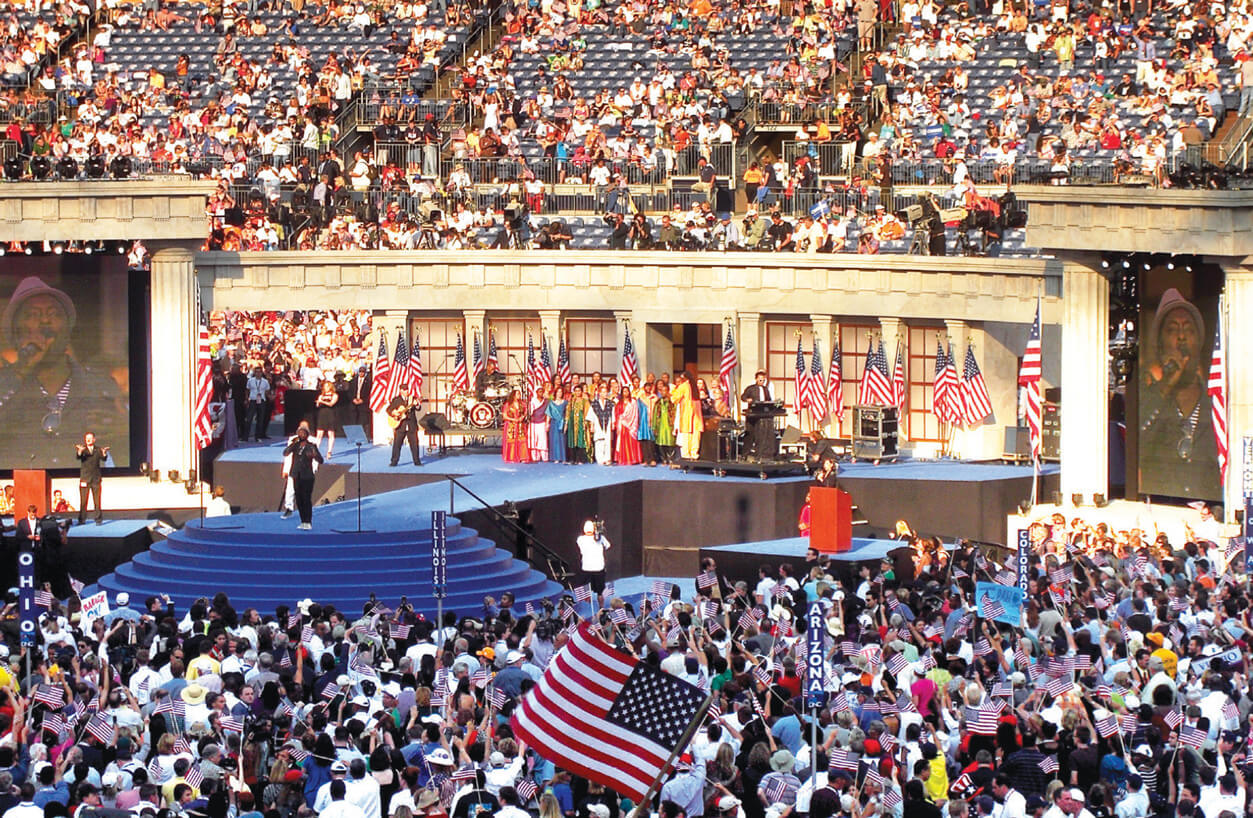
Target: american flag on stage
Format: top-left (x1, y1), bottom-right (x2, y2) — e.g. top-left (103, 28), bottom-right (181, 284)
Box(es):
top-left (557, 334), bottom-right (572, 386)
top-left (193, 322), bottom-right (214, 450)
top-left (720, 325), bottom-right (738, 400)
top-left (933, 339), bottom-right (957, 423)
top-left (472, 332), bottom-right (485, 383)
top-left (618, 332), bottom-right (638, 388)
top-left (858, 340), bottom-right (895, 407)
top-left (1208, 307), bottom-right (1228, 486)
top-left (369, 331), bottom-right (392, 414)
top-left (960, 344), bottom-right (993, 425)
top-left (805, 340), bottom-right (829, 423)
top-left (385, 329), bottom-right (411, 404)
top-left (84, 713), bottom-right (114, 744)
top-left (539, 337), bottom-right (554, 391)
top-left (409, 332), bottom-right (424, 397)
top-left (828, 341), bottom-right (844, 423)
top-left (452, 333), bottom-right (470, 392)
top-left (943, 342), bottom-right (964, 421)
top-left (488, 330), bottom-right (498, 368)
top-left (793, 337), bottom-right (808, 417)
top-left (1019, 300), bottom-right (1043, 460)
top-left (510, 623), bottom-right (707, 801)
top-left (892, 341), bottom-right (906, 408)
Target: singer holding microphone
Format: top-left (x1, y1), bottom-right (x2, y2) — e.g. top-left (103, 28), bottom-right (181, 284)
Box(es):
top-left (0, 277), bottom-right (125, 467)
top-left (75, 432), bottom-right (108, 524)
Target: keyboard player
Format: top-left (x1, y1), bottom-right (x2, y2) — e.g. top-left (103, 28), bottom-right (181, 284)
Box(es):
top-left (740, 370), bottom-right (777, 461)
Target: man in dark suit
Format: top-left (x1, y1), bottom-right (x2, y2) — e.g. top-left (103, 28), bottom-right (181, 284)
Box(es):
top-left (15, 505), bottom-right (41, 549)
top-left (228, 363), bottom-right (247, 437)
top-left (348, 365), bottom-right (372, 437)
top-left (740, 370), bottom-right (775, 460)
top-left (386, 382), bottom-right (422, 467)
top-left (75, 432), bottom-right (108, 524)
top-left (15, 504), bottom-right (63, 595)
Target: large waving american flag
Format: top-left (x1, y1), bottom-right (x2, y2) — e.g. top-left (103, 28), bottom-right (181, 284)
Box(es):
top-left (193, 325), bottom-right (214, 450)
top-left (805, 340), bottom-right (828, 424)
top-left (719, 325), bottom-right (738, 400)
top-left (828, 341), bottom-right (844, 423)
top-left (960, 344), bottom-right (993, 425)
top-left (858, 340), bottom-right (895, 407)
top-left (368, 331), bottom-right (391, 413)
top-left (385, 329), bottom-right (411, 404)
top-left (452, 333), bottom-right (469, 392)
top-left (1208, 308), bottom-right (1228, 487)
top-left (511, 623), bottom-right (708, 801)
top-left (618, 331), bottom-right (638, 388)
top-left (1018, 302), bottom-right (1043, 460)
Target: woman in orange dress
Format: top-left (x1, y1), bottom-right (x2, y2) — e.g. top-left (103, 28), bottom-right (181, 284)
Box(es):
top-left (501, 389), bottom-right (530, 463)
top-left (670, 372), bottom-right (702, 460)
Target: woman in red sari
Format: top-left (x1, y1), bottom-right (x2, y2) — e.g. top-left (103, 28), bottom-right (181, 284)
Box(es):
top-left (501, 389), bottom-right (530, 463)
top-left (614, 386), bottom-right (642, 465)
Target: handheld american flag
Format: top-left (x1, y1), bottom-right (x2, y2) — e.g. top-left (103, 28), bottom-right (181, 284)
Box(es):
top-left (1039, 755), bottom-right (1059, 774)
top-left (1178, 724), bottom-right (1206, 749)
top-left (452, 333), bottom-right (470, 392)
top-left (1019, 300), bottom-right (1043, 460)
top-left (719, 324), bottom-right (738, 401)
top-left (960, 344), bottom-right (993, 425)
top-left (510, 623), bottom-right (709, 801)
top-left (1208, 307), bottom-right (1228, 486)
top-left (618, 331), bottom-right (638, 388)
top-left (84, 713), bottom-right (115, 744)
top-left (828, 341), bottom-right (844, 423)
top-left (369, 331), bottom-right (392, 414)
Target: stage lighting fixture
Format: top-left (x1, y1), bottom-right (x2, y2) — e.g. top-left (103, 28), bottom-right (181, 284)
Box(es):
top-left (139, 461), bottom-right (150, 476)
top-left (83, 242), bottom-right (92, 254)
top-left (1093, 493), bottom-right (1108, 508)
top-left (51, 242), bottom-right (63, 255)
top-left (187, 469), bottom-right (197, 485)
top-left (149, 468), bottom-right (161, 483)
top-left (1071, 493), bottom-right (1083, 507)
top-left (168, 469), bottom-right (180, 483)
top-left (23, 245), bottom-right (31, 255)
top-left (1121, 259), bottom-right (1130, 268)
top-left (1051, 491), bottom-right (1063, 506)
top-left (85, 155), bottom-right (106, 179)
top-left (54, 156), bottom-right (78, 179)
top-left (110, 155), bottom-right (132, 179)
top-left (3, 156), bottom-right (21, 180)
top-left (29, 155), bottom-right (50, 179)
top-left (1167, 258), bottom-right (1175, 270)
top-left (185, 479), bottom-right (197, 495)
top-left (1142, 260), bottom-right (1151, 271)
top-left (1100, 259), bottom-right (1110, 269)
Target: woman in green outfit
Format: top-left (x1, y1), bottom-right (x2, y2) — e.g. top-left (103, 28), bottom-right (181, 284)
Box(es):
top-left (565, 383), bottom-right (592, 464)
top-left (652, 381), bottom-right (677, 467)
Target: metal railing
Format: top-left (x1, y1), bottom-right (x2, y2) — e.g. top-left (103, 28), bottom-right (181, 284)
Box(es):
top-left (445, 475), bottom-right (572, 584)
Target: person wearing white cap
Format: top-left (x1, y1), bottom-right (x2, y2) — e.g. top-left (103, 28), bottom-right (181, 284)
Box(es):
top-left (105, 592), bottom-right (140, 624)
top-left (494, 649), bottom-right (529, 698)
top-left (575, 519), bottom-right (610, 597)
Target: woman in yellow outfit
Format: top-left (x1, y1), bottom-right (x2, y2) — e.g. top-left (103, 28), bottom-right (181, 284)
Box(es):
top-left (670, 372), bottom-right (703, 461)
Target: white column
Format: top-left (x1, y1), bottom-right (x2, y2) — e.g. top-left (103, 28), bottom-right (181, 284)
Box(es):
top-left (737, 312), bottom-right (762, 388)
top-left (464, 309), bottom-right (488, 357)
top-left (1223, 269), bottom-right (1253, 520)
top-left (1060, 263), bottom-right (1109, 503)
top-left (371, 310), bottom-right (409, 445)
top-left (150, 248), bottom-right (197, 479)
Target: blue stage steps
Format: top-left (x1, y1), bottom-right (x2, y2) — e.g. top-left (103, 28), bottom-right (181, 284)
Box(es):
top-left (91, 516), bottom-right (564, 615)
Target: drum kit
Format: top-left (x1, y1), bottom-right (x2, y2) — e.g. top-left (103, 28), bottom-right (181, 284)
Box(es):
top-left (445, 382), bottom-right (520, 429)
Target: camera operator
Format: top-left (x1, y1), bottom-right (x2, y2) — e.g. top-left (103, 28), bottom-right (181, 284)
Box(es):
top-left (604, 212), bottom-right (630, 250)
top-left (742, 209), bottom-right (766, 250)
top-left (575, 518), bottom-right (610, 597)
top-left (712, 213), bottom-right (741, 249)
top-left (627, 212), bottom-right (652, 249)
top-left (546, 220), bottom-right (573, 249)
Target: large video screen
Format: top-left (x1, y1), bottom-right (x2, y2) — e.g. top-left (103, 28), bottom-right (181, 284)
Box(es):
top-left (0, 257), bottom-right (131, 469)
top-left (1136, 267), bottom-right (1222, 501)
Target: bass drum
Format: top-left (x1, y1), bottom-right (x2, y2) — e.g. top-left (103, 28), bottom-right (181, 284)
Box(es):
top-left (468, 401), bottom-right (498, 429)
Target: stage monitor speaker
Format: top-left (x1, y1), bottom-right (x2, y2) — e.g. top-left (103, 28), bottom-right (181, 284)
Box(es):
top-left (420, 412), bottom-right (449, 433)
top-left (780, 425), bottom-right (803, 445)
top-left (283, 389), bottom-right (318, 436)
top-left (13, 470), bottom-right (50, 517)
top-left (1003, 426), bottom-right (1032, 458)
top-left (1041, 402), bottom-right (1061, 461)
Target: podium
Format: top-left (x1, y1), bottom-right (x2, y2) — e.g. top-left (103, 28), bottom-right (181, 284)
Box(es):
top-left (13, 470), bottom-right (50, 516)
top-left (809, 487), bottom-right (852, 553)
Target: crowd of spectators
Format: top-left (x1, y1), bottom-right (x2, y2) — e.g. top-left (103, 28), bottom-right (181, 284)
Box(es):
top-left (3, 494), bottom-right (1249, 818)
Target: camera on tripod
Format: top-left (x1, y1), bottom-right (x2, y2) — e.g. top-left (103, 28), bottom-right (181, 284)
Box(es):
top-left (416, 201), bottom-right (443, 249)
top-left (591, 515), bottom-right (605, 538)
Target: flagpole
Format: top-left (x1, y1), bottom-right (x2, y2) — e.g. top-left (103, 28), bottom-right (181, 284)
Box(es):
top-left (627, 689), bottom-right (715, 818)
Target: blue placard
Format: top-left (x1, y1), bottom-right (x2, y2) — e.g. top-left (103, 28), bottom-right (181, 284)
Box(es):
top-left (975, 581), bottom-right (1025, 626)
top-left (1244, 496), bottom-right (1253, 577)
top-left (17, 550), bottom-right (35, 647)
top-left (805, 601), bottom-right (826, 709)
top-left (432, 510), bottom-right (447, 600)
top-left (1016, 528), bottom-right (1031, 592)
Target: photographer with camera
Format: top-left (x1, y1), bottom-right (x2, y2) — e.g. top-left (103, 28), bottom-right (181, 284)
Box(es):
top-left (575, 518), bottom-right (611, 597)
top-left (627, 212), bottom-right (652, 250)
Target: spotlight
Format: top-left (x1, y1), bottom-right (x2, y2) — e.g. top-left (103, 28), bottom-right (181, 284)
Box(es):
top-left (83, 243), bottom-right (92, 254)
top-left (168, 469), bottom-right (180, 483)
top-left (29, 155), bottom-right (50, 179)
top-left (139, 461), bottom-right (150, 476)
top-left (1018, 500), bottom-right (1033, 515)
top-left (1167, 258), bottom-right (1175, 270)
top-left (1142, 260), bottom-right (1150, 271)
top-left (1093, 493), bottom-right (1108, 508)
top-left (1122, 259), bottom-right (1130, 268)
top-left (23, 246), bottom-right (31, 255)
top-left (1101, 259), bottom-right (1110, 269)
top-left (117, 242), bottom-right (126, 254)
top-left (85, 155), bottom-right (106, 179)
top-left (1071, 493), bottom-right (1084, 507)
top-left (52, 243), bottom-right (63, 255)
top-left (187, 469), bottom-right (197, 484)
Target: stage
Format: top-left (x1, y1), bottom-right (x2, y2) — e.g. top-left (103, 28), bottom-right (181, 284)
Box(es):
top-left (699, 536), bottom-right (959, 584)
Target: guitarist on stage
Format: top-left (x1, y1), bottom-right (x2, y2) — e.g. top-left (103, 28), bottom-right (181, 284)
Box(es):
top-left (387, 381), bottom-right (423, 467)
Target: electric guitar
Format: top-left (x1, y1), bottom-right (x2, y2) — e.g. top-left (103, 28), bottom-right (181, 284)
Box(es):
top-left (387, 399), bottom-right (419, 430)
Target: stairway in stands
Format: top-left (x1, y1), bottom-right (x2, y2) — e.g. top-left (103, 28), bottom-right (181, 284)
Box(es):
top-left (91, 516), bottom-right (564, 616)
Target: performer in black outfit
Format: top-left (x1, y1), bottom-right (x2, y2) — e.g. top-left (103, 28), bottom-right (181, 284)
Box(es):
top-left (740, 370), bottom-right (775, 461)
top-left (474, 360), bottom-right (507, 400)
top-left (348, 365), bottom-right (373, 436)
top-left (283, 426), bottom-right (323, 529)
top-left (813, 454), bottom-right (840, 488)
top-left (387, 381), bottom-right (422, 467)
top-left (75, 432), bottom-right (108, 524)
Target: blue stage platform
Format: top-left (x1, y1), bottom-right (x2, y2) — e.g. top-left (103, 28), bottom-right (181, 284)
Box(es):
top-left (91, 449), bottom-right (1050, 615)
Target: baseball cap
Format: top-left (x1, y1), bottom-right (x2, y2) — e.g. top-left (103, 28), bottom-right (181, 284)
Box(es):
top-left (330, 761), bottom-right (348, 773)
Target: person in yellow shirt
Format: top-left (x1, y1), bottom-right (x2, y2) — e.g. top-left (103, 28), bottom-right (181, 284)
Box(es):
top-left (923, 744), bottom-right (949, 804)
top-left (161, 758), bottom-right (201, 805)
top-left (670, 372), bottom-right (702, 461)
